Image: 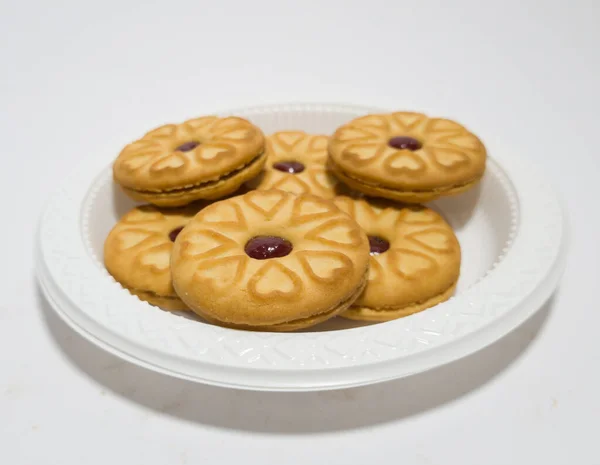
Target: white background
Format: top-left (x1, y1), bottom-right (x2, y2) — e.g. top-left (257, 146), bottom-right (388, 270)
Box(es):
top-left (2, 0), bottom-right (599, 464)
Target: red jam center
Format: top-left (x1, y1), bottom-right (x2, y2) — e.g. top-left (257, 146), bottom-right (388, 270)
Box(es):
top-left (273, 161), bottom-right (305, 174)
top-left (388, 136), bottom-right (422, 151)
top-left (169, 226), bottom-right (184, 242)
top-left (245, 236), bottom-right (293, 260)
top-left (368, 235), bottom-right (390, 255)
top-left (175, 141), bottom-right (200, 152)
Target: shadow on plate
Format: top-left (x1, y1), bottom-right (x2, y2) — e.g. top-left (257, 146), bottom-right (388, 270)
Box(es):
top-left (428, 181), bottom-right (482, 231)
top-left (37, 283), bottom-right (554, 434)
top-left (111, 182), bottom-right (139, 220)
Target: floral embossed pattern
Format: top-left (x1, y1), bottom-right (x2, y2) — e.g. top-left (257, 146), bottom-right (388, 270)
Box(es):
top-left (112, 116), bottom-right (266, 206)
top-left (328, 112), bottom-right (486, 197)
top-left (104, 205), bottom-right (202, 311)
top-left (334, 196), bottom-right (461, 321)
top-left (171, 190), bottom-right (370, 329)
top-left (247, 131), bottom-right (340, 198)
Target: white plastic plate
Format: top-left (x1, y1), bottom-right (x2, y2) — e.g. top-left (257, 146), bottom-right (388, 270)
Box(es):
top-left (36, 103), bottom-right (567, 391)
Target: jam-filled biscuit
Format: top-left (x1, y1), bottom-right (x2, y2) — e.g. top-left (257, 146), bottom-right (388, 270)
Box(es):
top-left (333, 196), bottom-right (461, 321)
top-left (113, 116), bottom-right (266, 207)
top-left (104, 205), bottom-right (201, 311)
top-left (171, 190), bottom-right (370, 331)
top-left (328, 112), bottom-right (486, 203)
top-left (246, 131), bottom-right (340, 198)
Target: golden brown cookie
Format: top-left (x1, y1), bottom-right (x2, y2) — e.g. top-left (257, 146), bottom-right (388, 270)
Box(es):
top-left (113, 116), bottom-right (266, 207)
top-left (171, 190), bottom-right (370, 331)
top-left (104, 204), bottom-right (201, 311)
top-left (328, 112), bottom-right (486, 202)
top-left (246, 131), bottom-right (340, 198)
top-left (333, 196), bottom-right (461, 321)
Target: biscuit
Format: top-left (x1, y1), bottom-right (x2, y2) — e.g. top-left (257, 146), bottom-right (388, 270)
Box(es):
top-left (113, 116), bottom-right (266, 207)
top-left (333, 196), bottom-right (461, 321)
top-left (104, 204), bottom-right (201, 311)
top-left (246, 131), bottom-right (340, 199)
top-left (171, 190), bottom-right (370, 331)
top-left (328, 112), bottom-right (486, 202)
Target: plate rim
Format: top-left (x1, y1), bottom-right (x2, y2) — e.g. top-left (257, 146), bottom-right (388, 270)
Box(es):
top-left (36, 103), bottom-right (568, 391)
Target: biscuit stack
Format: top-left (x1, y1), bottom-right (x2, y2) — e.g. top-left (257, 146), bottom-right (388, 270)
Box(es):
top-left (105, 112), bottom-right (486, 331)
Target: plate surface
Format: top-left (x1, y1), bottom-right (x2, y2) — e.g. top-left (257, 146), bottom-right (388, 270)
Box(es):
top-left (36, 103), bottom-right (566, 391)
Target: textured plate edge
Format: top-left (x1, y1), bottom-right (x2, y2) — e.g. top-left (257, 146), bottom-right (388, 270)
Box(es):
top-left (35, 223), bottom-right (567, 392)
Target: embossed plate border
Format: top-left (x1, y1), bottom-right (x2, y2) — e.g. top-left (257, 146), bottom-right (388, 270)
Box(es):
top-left (36, 104), bottom-right (567, 391)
